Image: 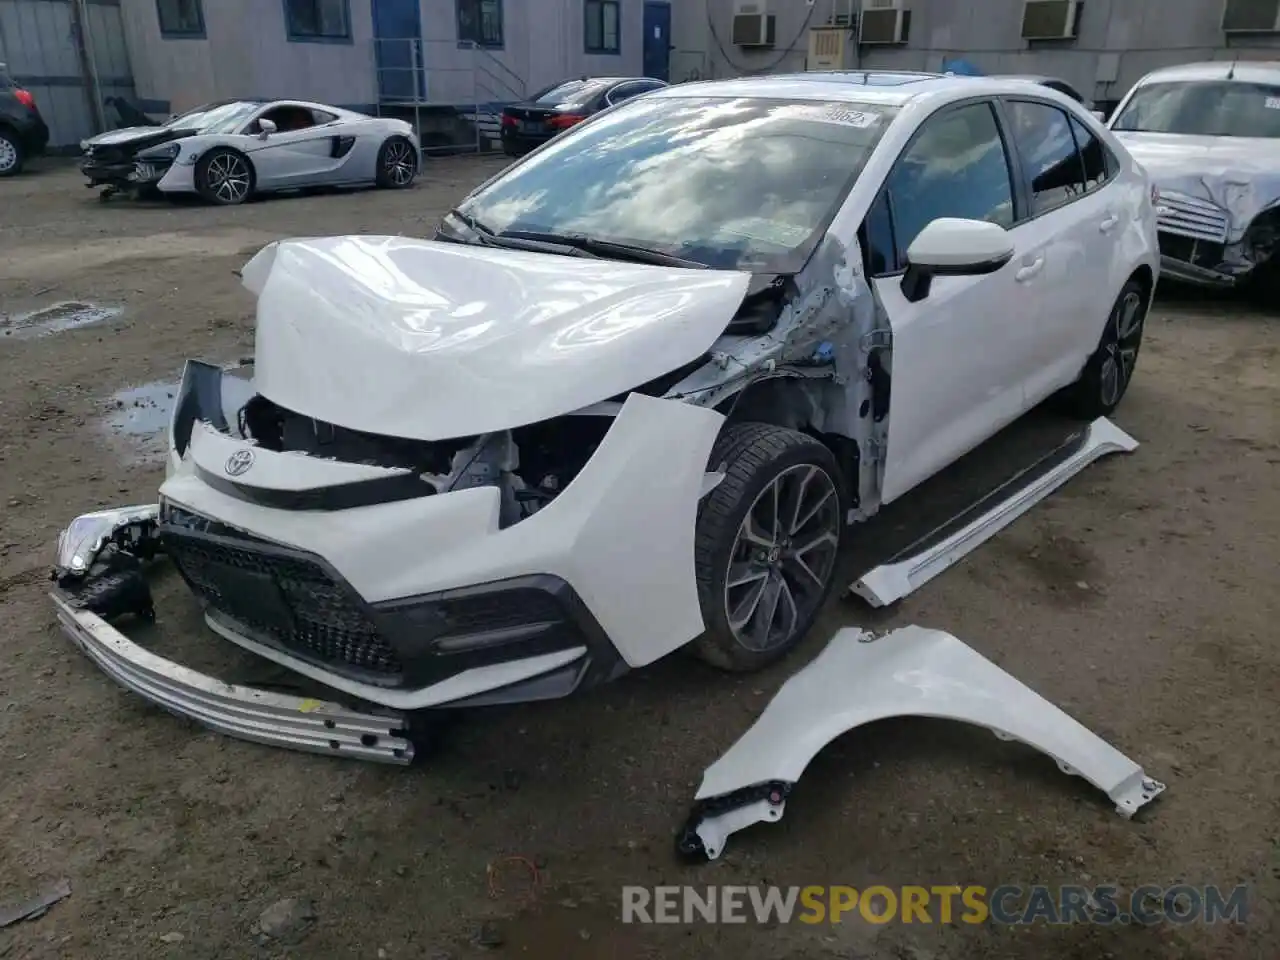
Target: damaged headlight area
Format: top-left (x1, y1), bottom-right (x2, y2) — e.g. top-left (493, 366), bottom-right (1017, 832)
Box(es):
top-left (51, 504), bottom-right (164, 620)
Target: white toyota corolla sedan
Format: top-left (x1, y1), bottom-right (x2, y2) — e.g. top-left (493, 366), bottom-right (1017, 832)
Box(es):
top-left (51, 71), bottom-right (1159, 762)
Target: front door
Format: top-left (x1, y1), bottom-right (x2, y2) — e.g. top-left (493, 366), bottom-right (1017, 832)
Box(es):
top-left (373, 0), bottom-right (425, 102)
top-left (643, 2), bottom-right (672, 82)
top-left (869, 99), bottom-right (1044, 503)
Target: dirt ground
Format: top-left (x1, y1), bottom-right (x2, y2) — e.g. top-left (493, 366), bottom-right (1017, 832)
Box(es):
top-left (0, 158), bottom-right (1277, 960)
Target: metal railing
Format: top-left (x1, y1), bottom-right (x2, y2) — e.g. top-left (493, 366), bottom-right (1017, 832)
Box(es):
top-left (371, 37), bottom-right (527, 156)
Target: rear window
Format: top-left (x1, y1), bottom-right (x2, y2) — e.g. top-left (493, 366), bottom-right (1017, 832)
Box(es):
top-left (531, 79), bottom-right (609, 106)
top-left (0, 67), bottom-right (14, 89)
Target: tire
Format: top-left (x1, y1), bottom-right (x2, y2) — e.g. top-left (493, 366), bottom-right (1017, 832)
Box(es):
top-left (691, 422), bottom-right (846, 672)
top-left (1058, 278), bottom-right (1148, 420)
top-left (194, 148), bottom-right (254, 205)
top-left (375, 136), bottom-right (417, 189)
top-left (0, 128), bottom-right (24, 177)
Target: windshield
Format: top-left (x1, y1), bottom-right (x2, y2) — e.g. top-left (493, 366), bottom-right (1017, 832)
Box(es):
top-left (1111, 80), bottom-right (1280, 137)
top-left (531, 79), bottom-right (607, 106)
top-left (166, 101), bottom-right (261, 134)
top-left (456, 96), bottom-right (897, 272)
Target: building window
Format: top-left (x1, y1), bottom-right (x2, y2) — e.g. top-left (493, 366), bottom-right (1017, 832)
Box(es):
top-left (457, 0), bottom-right (504, 49)
top-left (156, 0), bottom-right (205, 38)
top-left (284, 0), bottom-right (352, 43)
top-left (585, 0), bottom-right (620, 54)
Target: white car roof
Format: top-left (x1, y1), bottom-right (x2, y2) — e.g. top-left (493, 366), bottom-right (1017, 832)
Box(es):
top-left (1134, 60), bottom-right (1280, 86)
top-left (647, 71), bottom-right (1079, 108)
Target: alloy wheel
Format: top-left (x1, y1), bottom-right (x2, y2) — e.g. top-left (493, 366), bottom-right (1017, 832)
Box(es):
top-left (206, 153), bottom-right (251, 203)
top-left (0, 136), bottom-right (17, 174)
top-left (384, 140), bottom-right (416, 186)
top-left (1099, 289), bottom-right (1144, 407)
top-left (724, 463), bottom-right (841, 652)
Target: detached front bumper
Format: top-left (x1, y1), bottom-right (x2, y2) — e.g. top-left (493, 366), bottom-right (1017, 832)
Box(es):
top-left (50, 587), bottom-right (415, 764)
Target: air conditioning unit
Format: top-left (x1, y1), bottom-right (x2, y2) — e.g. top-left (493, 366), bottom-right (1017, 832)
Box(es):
top-left (807, 26), bottom-right (855, 69)
top-left (859, 0), bottom-right (910, 45)
top-left (1021, 0), bottom-right (1083, 40)
top-left (1221, 0), bottom-right (1280, 33)
top-left (732, 0), bottom-right (777, 46)
top-left (827, 0), bottom-right (856, 27)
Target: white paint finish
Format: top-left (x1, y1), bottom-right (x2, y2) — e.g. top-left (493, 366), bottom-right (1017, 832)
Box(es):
top-left (243, 235), bottom-right (750, 440)
top-left (189, 422), bottom-right (412, 490)
top-left (690, 625), bottom-right (1167, 859)
top-left (159, 393), bottom-right (726, 676)
top-left (904, 217), bottom-right (1014, 268)
top-left (851, 418), bottom-right (1139, 607)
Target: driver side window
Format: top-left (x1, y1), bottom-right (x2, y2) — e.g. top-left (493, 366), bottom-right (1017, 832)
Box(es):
top-left (861, 101), bottom-right (1016, 276)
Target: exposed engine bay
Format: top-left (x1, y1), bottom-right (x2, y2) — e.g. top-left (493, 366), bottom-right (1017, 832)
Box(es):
top-left (231, 390), bottom-right (614, 528)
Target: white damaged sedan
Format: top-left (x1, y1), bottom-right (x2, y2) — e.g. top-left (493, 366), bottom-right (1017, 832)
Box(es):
top-left (52, 73), bottom-right (1159, 762)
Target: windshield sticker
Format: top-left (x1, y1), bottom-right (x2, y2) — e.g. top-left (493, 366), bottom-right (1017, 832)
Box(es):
top-left (1267, 96), bottom-right (1280, 110)
top-left (716, 218), bottom-right (813, 249)
top-left (794, 104), bottom-right (884, 129)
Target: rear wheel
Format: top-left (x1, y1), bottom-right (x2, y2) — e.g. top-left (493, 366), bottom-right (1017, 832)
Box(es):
top-left (1059, 278), bottom-right (1147, 419)
top-left (375, 136), bottom-right (417, 188)
top-left (194, 148), bottom-right (254, 205)
top-left (692, 423), bottom-right (845, 672)
top-left (0, 128), bottom-right (24, 177)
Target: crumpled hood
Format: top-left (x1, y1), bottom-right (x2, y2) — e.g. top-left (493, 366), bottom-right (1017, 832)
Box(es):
top-left (240, 236), bottom-right (751, 441)
top-left (1115, 132), bottom-right (1280, 237)
top-left (83, 126), bottom-right (194, 152)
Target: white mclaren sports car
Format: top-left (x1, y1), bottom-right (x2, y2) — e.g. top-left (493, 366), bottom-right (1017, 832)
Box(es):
top-left (79, 98), bottom-right (420, 204)
top-left (52, 72), bottom-right (1158, 763)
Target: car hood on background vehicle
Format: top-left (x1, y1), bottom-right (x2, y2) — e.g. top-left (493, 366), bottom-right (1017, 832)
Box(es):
top-left (1115, 131), bottom-right (1280, 235)
top-left (239, 236), bottom-right (751, 441)
top-left (83, 126), bottom-right (194, 150)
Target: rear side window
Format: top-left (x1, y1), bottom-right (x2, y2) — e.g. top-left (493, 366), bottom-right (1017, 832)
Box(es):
top-left (1004, 99), bottom-right (1086, 215)
top-left (882, 101), bottom-right (1016, 268)
top-left (1067, 114), bottom-right (1114, 191)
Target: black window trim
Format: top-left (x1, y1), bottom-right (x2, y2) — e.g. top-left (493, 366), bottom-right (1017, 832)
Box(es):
top-left (1000, 95), bottom-right (1118, 223)
top-left (860, 95), bottom-right (1026, 280)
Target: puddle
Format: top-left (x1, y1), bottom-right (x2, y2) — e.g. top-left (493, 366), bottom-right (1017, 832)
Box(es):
top-left (103, 380), bottom-right (179, 462)
top-left (0, 301), bottom-right (123, 339)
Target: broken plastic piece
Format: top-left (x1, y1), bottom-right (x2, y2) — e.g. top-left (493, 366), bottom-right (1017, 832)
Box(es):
top-left (850, 417), bottom-right (1137, 607)
top-left (678, 625), bottom-right (1165, 861)
top-left (0, 878), bottom-right (72, 927)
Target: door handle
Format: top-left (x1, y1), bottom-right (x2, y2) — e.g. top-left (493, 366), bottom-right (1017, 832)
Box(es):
top-left (1015, 256), bottom-right (1045, 282)
top-left (1099, 214), bottom-right (1120, 233)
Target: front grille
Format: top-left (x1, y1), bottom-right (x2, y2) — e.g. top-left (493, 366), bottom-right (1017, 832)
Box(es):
top-left (1158, 231), bottom-right (1226, 270)
top-left (160, 508), bottom-right (403, 681)
top-left (1156, 191), bottom-right (1229, 244)
top-left (85, 146), bottom-right (128, 165)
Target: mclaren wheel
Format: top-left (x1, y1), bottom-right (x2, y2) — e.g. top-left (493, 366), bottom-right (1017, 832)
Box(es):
top-left (194, 148), bottom-right (254, 206)
top-left (692, 422), bottom-right (846, 672)
top-left (376, 136), bottom-right (418, 189)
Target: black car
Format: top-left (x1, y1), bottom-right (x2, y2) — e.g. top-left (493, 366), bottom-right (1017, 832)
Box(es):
top-left (500, 76), bottom-right (667, 156)
top-left (0, 63), bottom-right (50, 177)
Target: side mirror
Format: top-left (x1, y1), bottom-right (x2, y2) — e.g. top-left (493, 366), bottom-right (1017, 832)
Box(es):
top-left (258, 118), bottom-right (277, 139)
top-left (1090, 109), bottom-right (1107, 122)
top-left (900, 218), bottom-right (1015, 303)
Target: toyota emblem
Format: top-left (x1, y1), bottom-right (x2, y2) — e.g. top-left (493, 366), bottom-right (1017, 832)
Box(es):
top-left (224, 449), bottom-right (255, 477)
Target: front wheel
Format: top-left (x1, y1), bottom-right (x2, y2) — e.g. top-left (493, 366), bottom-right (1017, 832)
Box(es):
top-left (375, 136), bottom-right (417, 189)
top-left (194, 148), bottom-right (254, 205)
top-left (691, 423), bottom-right (846, 673)
top-left (1058, 278), bottom-right (1147, 419)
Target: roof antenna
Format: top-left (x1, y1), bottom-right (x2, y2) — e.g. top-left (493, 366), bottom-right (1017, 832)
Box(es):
top-left (1226, 60), bottom-right (1236, 80)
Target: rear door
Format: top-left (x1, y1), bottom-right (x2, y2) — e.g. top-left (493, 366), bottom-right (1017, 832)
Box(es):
top-left (1000, 98), bottom-right (1121, 404)
top-left (865, 99), bottom-right (1045, 503)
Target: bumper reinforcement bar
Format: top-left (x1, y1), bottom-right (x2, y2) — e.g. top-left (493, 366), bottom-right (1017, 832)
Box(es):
top-left (51, 590), bottom-right (414, 765)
